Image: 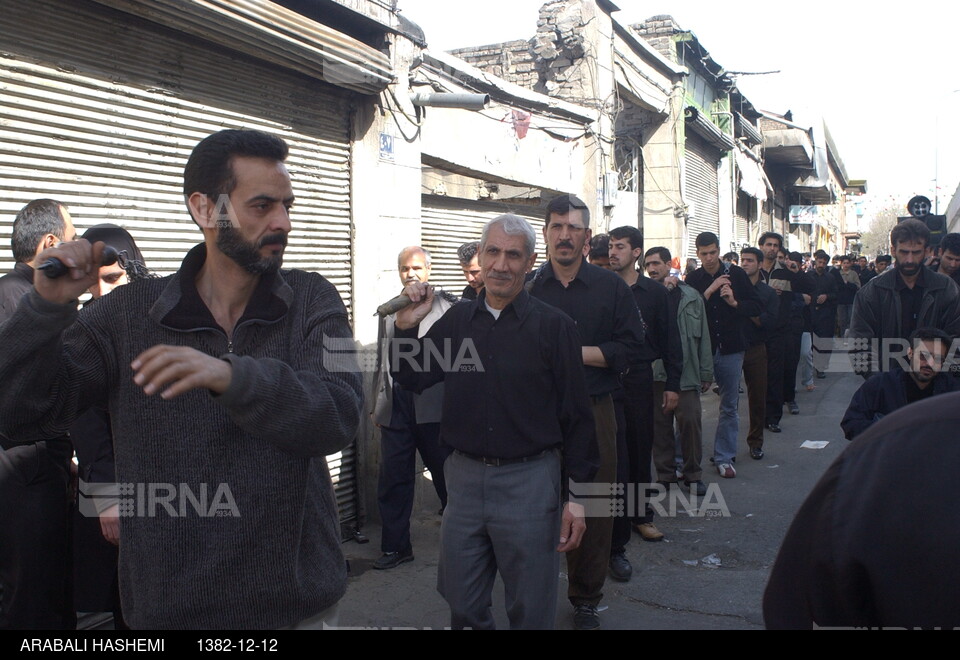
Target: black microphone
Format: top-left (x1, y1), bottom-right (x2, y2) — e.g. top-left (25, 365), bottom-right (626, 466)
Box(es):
top-left (38, 246), bottom-right (120, 279)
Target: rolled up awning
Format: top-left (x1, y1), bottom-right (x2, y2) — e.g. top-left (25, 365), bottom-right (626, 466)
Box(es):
top-left (684, 107), bottom-right (735, 152)
top-left (91, 0), bottom-right (394, 94)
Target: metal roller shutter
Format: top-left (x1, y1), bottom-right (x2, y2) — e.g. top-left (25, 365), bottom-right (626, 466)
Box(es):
top-left (0, 0), bottom-right (361, 533)
top-left (684, 132), bottom-right (721, 260)
top-left (420, 195), bottom-right (548, 294)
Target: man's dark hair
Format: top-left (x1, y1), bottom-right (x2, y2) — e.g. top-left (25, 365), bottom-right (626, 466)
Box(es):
top-left (841, 255), bottom-right (852, 264)
top-left (644, 246), bottom-right (672, 263)
top-left (609, 226), bottom-right (643, 251)
top-left (890, 218), bottom-right (931, 249)
top-left (739, 247), bottom-right (763, 263)
top-left (695, 232), bottom-right (720, 250)
top-left (457, 241), bottom-right (480, 265)
top-left (876, 254), bottom-right (892, 265)
top-left (814, 250), bottom-right (830, 261)
top-left (758, 232), bottom-right (784, 250)
top-left (589, 234), bottom-right (610, 260)
top-left (11, 199), bottom-right (68, 263)
top-left (183, 129), bottom-right (289, 225)
top-left (788, 251), bottom-right (803, 263)
top-left (909, 327), bottom-right (953, 348)
top-left (723, 251), bottom-right (739, 263)
top-left (940, 233), bottom-right (960, 257)
top-left (545, 194), bottom-right (591, 229)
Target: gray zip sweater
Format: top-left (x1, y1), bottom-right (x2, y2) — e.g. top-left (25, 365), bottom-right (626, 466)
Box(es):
top-left (0, 244), bottom-right (363, 629)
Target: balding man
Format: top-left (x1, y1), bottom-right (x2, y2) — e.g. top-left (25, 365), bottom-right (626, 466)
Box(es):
top-left (0, 199), bottom-right (76, 629)
top-left (371, 246), bottom-right (457, 569)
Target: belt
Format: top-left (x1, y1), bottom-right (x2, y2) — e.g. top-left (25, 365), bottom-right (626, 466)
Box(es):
top-left (454, 448), bottom-right (553, 467)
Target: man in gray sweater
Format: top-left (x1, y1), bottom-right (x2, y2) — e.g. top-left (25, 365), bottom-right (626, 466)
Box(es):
top-left (0, 130), bottom-right (363, 629)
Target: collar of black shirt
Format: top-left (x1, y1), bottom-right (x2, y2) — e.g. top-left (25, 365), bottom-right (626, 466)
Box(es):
top-left (470, 287), bottom-right (532, 322)
top-left (895, 265), bottom-right (927, 291)
top-left (541, 257), bottom-right (606, 288)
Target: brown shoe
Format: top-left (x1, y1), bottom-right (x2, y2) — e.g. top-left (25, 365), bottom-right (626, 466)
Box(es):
top-left (633, 523), bottom-right (665, 542)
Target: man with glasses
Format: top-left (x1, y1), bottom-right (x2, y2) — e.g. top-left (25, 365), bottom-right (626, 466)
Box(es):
top-left (841, 328), bottom-right (960, 440)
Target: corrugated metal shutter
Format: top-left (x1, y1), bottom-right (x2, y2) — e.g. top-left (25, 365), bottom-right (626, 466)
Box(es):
top-left (684, 132), bottom-right (720, 259)
top-left (0, 0), bottom-right (361, 533)
top-left (420, 195), bottom-right (548, 294)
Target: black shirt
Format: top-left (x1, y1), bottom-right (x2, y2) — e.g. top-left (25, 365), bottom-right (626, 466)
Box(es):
top-left (761, 261), bottom-right (814, 334)
top-left (392, 289), bottom-right (599, 482)
top-left (686, 264), bottom-right (762, 355)
top-left (902, 369), bottom-right (937, 405)
top-left (809, 269), bottom-right (839, 310)
top-left (529, 260), bottom-right (645, 397)
top-left (895, 267), bottom-right (926, 341)
top-left (628, 274), bottom-right (682, 392)
top-left (461, 285), bottom-right (479, 301)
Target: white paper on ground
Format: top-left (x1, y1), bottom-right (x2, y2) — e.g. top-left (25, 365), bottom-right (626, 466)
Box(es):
top-left (800, 440), bottom-right (830, 449)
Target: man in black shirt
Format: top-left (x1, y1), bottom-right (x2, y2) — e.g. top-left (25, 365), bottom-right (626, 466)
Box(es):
top-left (809, 250), bottom-right (839, 378)
top-left (758, 234), bottom-right (812, 430)
top-left (457, 241), bottom-right (484, 301)
top-left (740, 248), bottom-right (779, 460)
top-left (529, 195), bottom-right (645, 630)
top-left (607, 226), bottom-right (681, 579)
top-left (686, 232), bottom-right (761, 478)
top-left (393, 214), bottom-right (597, 630)
top-left (841, 328), bottom-right (959, 440)
top-left (935, 233), bottom-right (960, 287)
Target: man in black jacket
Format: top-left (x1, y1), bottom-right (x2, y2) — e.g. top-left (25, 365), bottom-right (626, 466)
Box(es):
top-left (765, 391), bottom-right (960, 629)
top-left (850, 219), bottom-right (960, 377)
top-left (0, 199), bottom-right (76, 630)
top-left (841, 328), bottom-right (960, 440)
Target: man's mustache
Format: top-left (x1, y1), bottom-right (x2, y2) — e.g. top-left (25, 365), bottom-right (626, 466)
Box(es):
top-left (259, 234), bottom-right (288, 248)
top-left (555, 240), bottom-right (575, 251)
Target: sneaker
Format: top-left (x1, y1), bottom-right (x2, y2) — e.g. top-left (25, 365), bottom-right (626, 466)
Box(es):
top-left (765, 423), bottom-right (782, 433)
top-left (683, 480), bottom-right (707, 497)
top-left (372, 548), bottom-right (414, 570)
top-left (816, 370), bottom-right (827, 379)
top-left (717, 463), bottom-right (736, 479)
top-left (609, 551), bottom-right (632, 582)
top-left (750, 447), bottom-right (764, 460)
top-left (573, 604), bottom-right (600, 631)
top-left (787, 401), bottom-right (800, 415)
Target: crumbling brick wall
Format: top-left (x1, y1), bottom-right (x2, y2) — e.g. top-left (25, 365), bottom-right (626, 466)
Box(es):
top-left (450, 40), bottom-right (539, 88)
top-left (632, 15), bottom-right (681, 63)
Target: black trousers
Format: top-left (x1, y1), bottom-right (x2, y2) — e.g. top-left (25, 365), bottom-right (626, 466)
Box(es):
top-left (612, 362), bottom-right (655, 554)
top-left (0, 440), bottom-right (75, 630)
top-left (765, 333), bottom-right (788, 425)
top-left (782, 326), bottom-right (804, 403)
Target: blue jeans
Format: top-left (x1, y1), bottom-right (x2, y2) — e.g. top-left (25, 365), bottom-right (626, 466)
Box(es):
top-left (712, 350), bottom-right (744, 465)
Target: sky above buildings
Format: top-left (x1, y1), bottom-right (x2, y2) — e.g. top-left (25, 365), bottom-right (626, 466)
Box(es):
top-left (398, 0), bottom-right (960, 218)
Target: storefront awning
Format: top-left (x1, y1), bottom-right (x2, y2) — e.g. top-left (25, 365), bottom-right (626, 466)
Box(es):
top-left (91, 0), bottom-right (394, 94)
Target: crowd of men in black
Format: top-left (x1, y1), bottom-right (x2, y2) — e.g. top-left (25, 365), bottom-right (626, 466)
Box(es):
top-left (5, 172), bottom-right (960, 630)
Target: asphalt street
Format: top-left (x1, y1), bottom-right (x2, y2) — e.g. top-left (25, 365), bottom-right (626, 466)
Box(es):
top-left (337, 366), bottom-right (862, 630)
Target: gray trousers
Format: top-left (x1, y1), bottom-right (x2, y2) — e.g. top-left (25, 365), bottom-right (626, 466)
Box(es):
top-left (438, 450), bottom-right (562, 630)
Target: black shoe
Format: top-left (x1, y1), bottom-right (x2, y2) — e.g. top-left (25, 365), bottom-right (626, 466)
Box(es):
top-left (373, 548), bottom-right (414, 570)
top-left (766, 423), bottom-right (782, 433)
top-left (787, 401), bottom-right (800, 415)
top-left (573, 604), bottom-right (600, 630)
top-left (683, 480), bottom-right (707, 497)
top-left (609, 551), bottom-right (632, 582)
top-left (750, 447), bottom-right (764, 460)
top-left (816, 370), bottom-right (827, 379)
